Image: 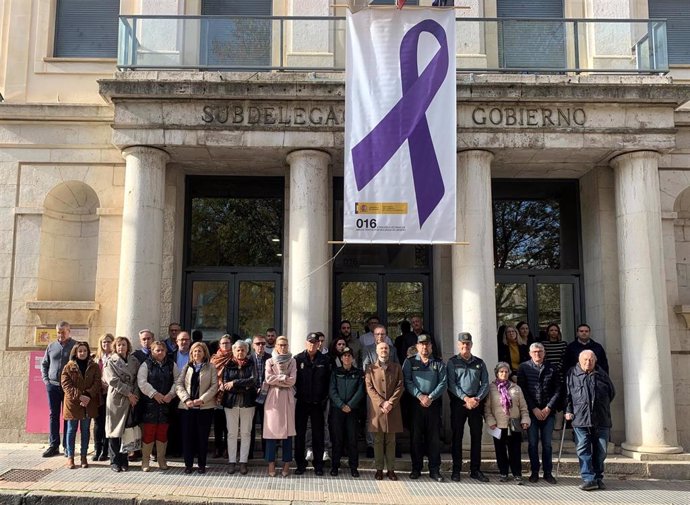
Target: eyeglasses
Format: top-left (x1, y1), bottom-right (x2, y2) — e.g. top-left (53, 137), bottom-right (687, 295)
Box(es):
top-left (254, 342), bottom-right (266, 346)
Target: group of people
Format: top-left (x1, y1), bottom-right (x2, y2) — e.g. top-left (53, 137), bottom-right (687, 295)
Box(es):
top-left (494, 322), bottom-right (615, 490)
top-left (40, 318), bottom-right (615, 491)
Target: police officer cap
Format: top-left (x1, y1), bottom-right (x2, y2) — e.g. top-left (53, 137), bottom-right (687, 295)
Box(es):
top-left (417, 334), bottom-right (431, 344)
top-left (306, 332), bottom-right (320, 343)
top-left (457, 332), bottom-right (473, 343)
top-left (342, 347), bottom-right (353, 356)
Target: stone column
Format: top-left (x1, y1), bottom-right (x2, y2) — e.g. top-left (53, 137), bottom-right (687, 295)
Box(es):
top-left (611, 151), bottom-right (683, 455)
top-left (286, 150), bottom-right (330, 353)
top-left (115, 146), bottom-right (169, 341)
top-left (452, 150), bottom-right (498, 366)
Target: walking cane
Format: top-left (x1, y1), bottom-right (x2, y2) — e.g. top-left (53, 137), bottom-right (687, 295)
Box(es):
top-left (556, 418), bottom-right (567, 478)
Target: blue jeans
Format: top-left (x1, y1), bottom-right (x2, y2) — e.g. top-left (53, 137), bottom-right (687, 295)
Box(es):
top-left (65, 418), bottom-right (92, 457)
top-left (573, 426), bottom-right (609, 483)
top-left (46, 383), bottom-right (67, 449)
top-left (527, 412), bottom-right (555, 475)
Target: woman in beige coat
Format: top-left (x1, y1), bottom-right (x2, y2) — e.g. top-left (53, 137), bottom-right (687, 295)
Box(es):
top-left (176, 341), bottom-right (218, 474)
top-left (103, 336), bottom-right (139, 472)
top-left (263, 336), bottom-right (296, 477)
top-left (484, 361), bottom-right (531, 484)
top-left (365, 342), bottom-right (403, 481)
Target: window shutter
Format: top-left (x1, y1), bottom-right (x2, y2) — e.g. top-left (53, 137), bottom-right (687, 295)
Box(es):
top-left (54, 0), bottom-right (119, 58)
top-left (649, 0), bottom-right (690, 64)
top-left (201, 0), bottom-right (272, 16)
top-left (497, 0), bottom-right (564, 18)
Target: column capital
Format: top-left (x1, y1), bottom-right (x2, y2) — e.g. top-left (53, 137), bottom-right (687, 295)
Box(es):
top-left (122, 145), bottom-right (170, 162)
top-left (609, 150), bottom-right (659, 169)
top-left (286, 149), bottom-right (331, 165)
top-left (457, 148), bottom-right (494, 158)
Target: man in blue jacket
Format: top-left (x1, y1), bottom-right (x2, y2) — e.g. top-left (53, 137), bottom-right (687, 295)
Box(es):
top-left (565, 350), bottom-right (615, 491)
top-left (446, 332), bottom-right (490, 482)
top-left (402, 334), bottom-right (447, 482)
top-left (518, 342), bottom-right (561, 484)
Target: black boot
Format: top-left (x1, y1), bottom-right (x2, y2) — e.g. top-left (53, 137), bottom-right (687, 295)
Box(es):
top-left (92, 444), bottom-right (102, 461)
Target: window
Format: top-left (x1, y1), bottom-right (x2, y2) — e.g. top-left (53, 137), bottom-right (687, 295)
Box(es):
top-left (493, 180), bottom-right (582, 340)
top-left (200, 0), bottom-right (272, 68)
top-left (186, 177), bottom-right (284, 268)
top-left (649, 0), bottom-right (690, 64)
top-left (493, 180), bottom-right (579, 271)
top-left (54, 0), bottom-right (119, 58)
top-left (497, 0), bottom-right (566, 70)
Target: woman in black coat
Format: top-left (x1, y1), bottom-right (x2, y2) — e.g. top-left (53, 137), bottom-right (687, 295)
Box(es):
top-left (499, 325), bottom-right (530, 381)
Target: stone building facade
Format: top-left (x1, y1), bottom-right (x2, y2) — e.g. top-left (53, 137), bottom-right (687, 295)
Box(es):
top-left (1, 0), bottom-right (689, 457)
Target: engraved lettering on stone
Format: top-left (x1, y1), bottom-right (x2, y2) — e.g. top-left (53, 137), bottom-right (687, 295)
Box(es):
top-left (470, 106), bottom-right (587, 127)
top-left (201, 103), bottom-right (343, 126)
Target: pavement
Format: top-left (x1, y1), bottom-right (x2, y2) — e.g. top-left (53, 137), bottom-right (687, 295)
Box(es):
top-left (1, 444), bottom-right (689, 505)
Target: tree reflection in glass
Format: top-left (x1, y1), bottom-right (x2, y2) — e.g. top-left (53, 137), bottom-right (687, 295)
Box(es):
top-left (493, 199), bottom-right (560, 270)
top-left (190, 197), bottom-right (283, 267)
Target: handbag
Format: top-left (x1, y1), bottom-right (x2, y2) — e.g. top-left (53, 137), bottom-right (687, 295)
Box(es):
top-left (119, 407), bottom-right (142, 453)
top-left (508, 418), bottom-right (523, 434)
top-left (255, 382), bottom-right (269, 405)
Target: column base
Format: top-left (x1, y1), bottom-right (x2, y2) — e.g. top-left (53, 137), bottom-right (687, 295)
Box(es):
top-left (621, 442), bottom-right (685, 460)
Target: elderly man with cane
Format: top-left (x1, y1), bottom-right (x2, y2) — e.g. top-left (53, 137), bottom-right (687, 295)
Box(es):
top-left (565, 350), bottom-right (615, 491)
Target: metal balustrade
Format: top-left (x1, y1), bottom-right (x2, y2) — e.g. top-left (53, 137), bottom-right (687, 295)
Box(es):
top-left (118, 15), bottom-right (668, 74)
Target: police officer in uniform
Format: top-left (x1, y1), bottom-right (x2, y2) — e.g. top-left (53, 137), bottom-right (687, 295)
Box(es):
top-left (447, 332), bottom-right (490, 482)
top-left (294, 332), bottom-right (332, 475)
top-left (402, 334), bottom-right (447, 482)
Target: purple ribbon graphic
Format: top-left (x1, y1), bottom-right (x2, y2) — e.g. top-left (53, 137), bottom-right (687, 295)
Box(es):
top-left (351, 19), bottom-right (449, 227)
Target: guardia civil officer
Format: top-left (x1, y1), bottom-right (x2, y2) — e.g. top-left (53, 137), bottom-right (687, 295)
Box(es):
top-left (447, 332), bottom-right (490, 482)
top-left (402, 334), bottom-right (447, 482)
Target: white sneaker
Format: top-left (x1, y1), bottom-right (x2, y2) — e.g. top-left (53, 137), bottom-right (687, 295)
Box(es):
top-left (323, 451), bottom-right (330, 461)
top-left (305, 449), bottom-right (313, 462)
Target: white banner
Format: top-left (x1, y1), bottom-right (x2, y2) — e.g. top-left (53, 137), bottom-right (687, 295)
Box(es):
top-left (344, 8), bottom-right (456, 244)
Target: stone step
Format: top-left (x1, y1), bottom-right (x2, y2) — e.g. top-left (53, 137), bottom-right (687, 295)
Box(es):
top-left (196, 453), bottom-right (690, 480)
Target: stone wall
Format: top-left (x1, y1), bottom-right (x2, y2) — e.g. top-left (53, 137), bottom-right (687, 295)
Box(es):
top-left (0, 105), bottom-right (123, 441)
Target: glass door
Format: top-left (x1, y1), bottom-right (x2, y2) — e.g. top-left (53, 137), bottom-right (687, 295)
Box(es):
top-left (185, 272), bottom-right (281, 340)
top-left (335, 273), bottom-right (429, 340)
top-left (495, 274), bottom-right (580, 341)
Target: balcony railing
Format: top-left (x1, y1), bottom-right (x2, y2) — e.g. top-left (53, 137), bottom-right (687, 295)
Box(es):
top-left (118, 15), bottom-right (668, 74)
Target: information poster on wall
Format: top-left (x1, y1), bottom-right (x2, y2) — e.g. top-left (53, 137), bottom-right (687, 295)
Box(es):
top-left (26, 351), bottom-right (52, 434)
top-left (344, 8), bottom-right (457, 243)
top-left (34, 326), bottom-right (89, 346)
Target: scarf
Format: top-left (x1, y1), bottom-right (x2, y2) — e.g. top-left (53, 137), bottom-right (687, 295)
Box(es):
top-left (75, 357), bottom-right (88, 377)
top-left (496, 379), bottom-right (513, 416)
top-left (211, 349), bottom-right (233, 402)
top-left (190, 363), bottom-right (203, 401)
top-left (231, 355), bottom-right (249, 369)
top-left (272, 351), bottom-right (293, 374)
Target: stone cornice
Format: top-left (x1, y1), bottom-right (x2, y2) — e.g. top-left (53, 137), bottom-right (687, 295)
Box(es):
top-left (0, 103), bottom-right (114, 122)
top-left (99, 71), bottom-right (690, 107)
